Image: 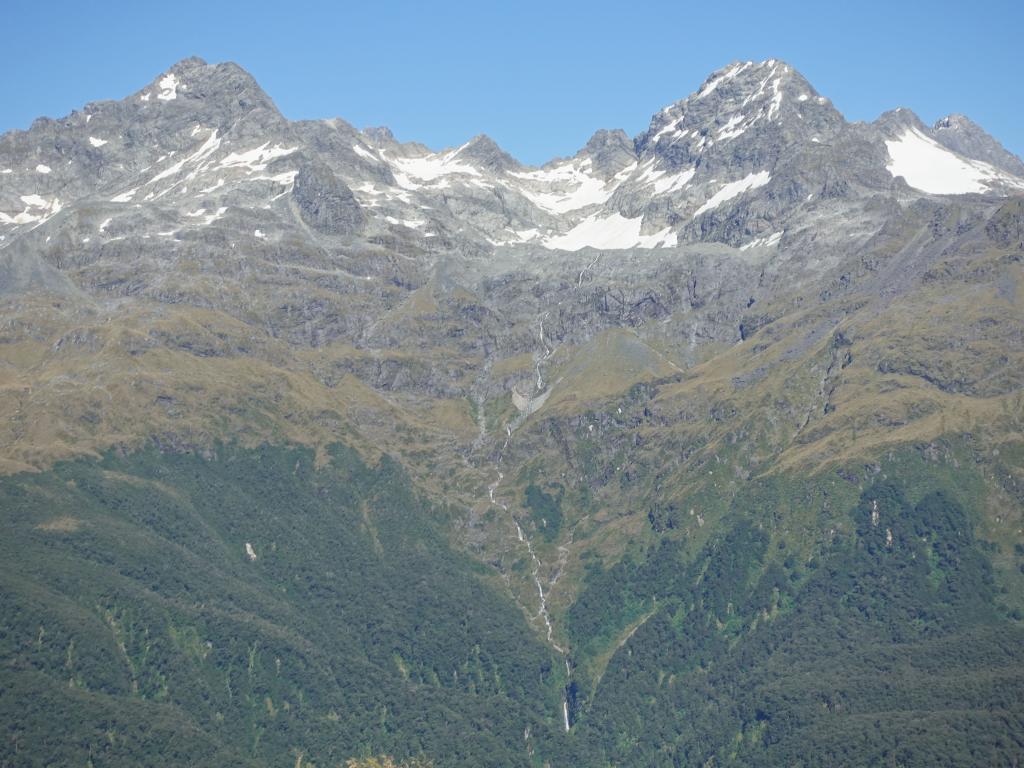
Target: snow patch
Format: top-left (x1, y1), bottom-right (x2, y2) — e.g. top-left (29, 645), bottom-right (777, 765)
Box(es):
top-left (88, 136), bottom-right (108, 148)
top-left (717, 115), bottom-right (746, 141)
top-left (254, 229), bottom-right (265, 239)
top-left (199, 178), bottom-right (225, 194)
top-left (884, 127), bottom-right (1021, 195)
top-left (0, 195), bottom-right (62, 226)
top-left (636, 163), bottom-right (697, 195)
top-left (542, 212), bottom-right (677, 251)
top-left (149, 130), bottom-right (221, 184)
top-left (251, 170), bottom-right (299, 193)
top-left (111, 188), bottom-right (137, 203)
top-left (385, 216), bottom-right (426, 229)
top-left (511, 158), bottom-right (620, 214)
top-left (654, 168), bottom-right (696, 194)
top-left (693, 171), bottom-right (771, 217)
top-left (245, 542), bottom-right (257, 561)
top-left (35, 164), bottom-right (51, 174)
top-left (739, 231), bottom-right (783, 250)
top-left (203, 207), bottom-right (228, 225)
top-left (612, 162), bottom-right (639, 182)
top-left (652, 119), bottom-right (684, 143)
top-left (218, 142), bottom-right (297, 172)
top-left (353, 181), bottom-right (409, 204)
top-left (767, 78), bottom-right (784, 120)
top-left (157, 73), bottom-right (179, 101)
top-left (352, 143), bottom-right (378, 162)
top-left (386, 147), bottom-right (481, 189)
top-left (632, 159), bottom-right (667, 188)
top-left (186, 206), bottom-right (227, 225)
top-left (697, 61), bottom-right (751, 100)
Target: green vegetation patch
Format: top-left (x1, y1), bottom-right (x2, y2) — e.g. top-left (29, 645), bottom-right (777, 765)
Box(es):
top-left (0, 443), bottom-right (565, 768)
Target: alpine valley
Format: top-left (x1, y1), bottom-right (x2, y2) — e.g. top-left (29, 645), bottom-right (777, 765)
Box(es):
top-left (2, 57), bottom-right (1024, 767)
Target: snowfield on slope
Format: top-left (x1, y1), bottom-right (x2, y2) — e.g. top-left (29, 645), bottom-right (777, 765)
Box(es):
top-left (542, 212), bottom-right (676, 250)
top-left (693, 171), bottom-right (771, 217)
top-left (885, 128), bottom-right (1024, 195)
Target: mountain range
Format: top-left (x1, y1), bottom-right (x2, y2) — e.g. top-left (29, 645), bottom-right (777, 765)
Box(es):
top-left (1, 57), bottom-right (1023, 767)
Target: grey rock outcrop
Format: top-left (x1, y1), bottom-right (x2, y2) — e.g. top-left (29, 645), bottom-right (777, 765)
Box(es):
top-left (455, 135), bottom-right (522, 173)
top-left (932, 113), bottom-right (1024, 176)
top-left (292, 160), bottom-right (364, 235)
top-left (578, 129), bottom-right (636, 178)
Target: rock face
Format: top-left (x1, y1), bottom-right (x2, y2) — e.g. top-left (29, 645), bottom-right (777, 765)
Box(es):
top-left (933, 113), bottom-right (1024, 176)
top-left (292, 160), bottom-right (364, 234)
top-left (577, 129), bottom-right (637, 178)
top-left (454, 134), bottom-right (522, 173)
top-left (3, 57), bottom-right (1022, 265)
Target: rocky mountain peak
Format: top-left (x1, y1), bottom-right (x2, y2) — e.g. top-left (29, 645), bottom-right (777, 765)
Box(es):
top-left (59, 57), bottom-right (289, 176)
top-left (362, 126), bottom-right (397, 147)
top-left (575, 128), bottom-right (636, 178)
top-left (452, 134), bottom-right (521, 172)
top-left (873, 107), bottom-right (929, 135)
top-left (935, 112), bottom-right (978, 131)
top-left (636, 59), bottom-right (845, 163)
top-left (932, 113), bottom-right (1024, 176)
top-left (166, 55), bottom-right (209, 74)
top-left (135, 58), bottom-right (274, 109)
top-left (2, 55), bottom-right (1023, 271)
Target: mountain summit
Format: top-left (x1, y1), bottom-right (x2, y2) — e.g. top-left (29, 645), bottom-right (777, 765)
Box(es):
top-left (2, 57), bottom-right (1022, 259)
top-left (932, 112), bottom-right (1024, 175)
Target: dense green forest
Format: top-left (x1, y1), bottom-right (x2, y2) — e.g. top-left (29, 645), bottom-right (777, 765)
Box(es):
top-left (0, 444), bottom-right (565, 767)
top-left (562, 483), bottom-right (1024, 766)
top-left (2, 443), bottom-right (1022, 766)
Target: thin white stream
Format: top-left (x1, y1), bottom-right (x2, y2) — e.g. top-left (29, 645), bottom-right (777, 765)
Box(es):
top-left (489, 465), bottom-right (571, 730)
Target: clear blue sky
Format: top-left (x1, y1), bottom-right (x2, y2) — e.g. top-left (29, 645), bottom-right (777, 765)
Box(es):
top-left (2, 0), bottom-right (1021, 165)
